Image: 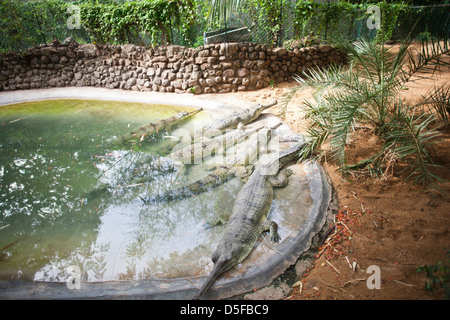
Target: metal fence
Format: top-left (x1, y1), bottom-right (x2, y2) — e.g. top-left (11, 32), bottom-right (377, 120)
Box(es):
top-left (1, 1), bottom-right (449, 52)
top-left (200, 2), bottom-right (450, 47)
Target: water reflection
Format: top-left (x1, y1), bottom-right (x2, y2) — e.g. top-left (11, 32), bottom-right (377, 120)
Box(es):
top-left (0, 99), bottom-right (220, 282)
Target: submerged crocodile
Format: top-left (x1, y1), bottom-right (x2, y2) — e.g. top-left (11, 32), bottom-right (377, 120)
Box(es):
top-left (119, 108), bottom-right (203, 146)
top-left (193, 140), bottom-right (305, 299)
top-left (142, 124), bottom-right (280, 203)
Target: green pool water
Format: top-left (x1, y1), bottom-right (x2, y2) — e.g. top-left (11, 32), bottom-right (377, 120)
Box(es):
top-left (0, 99), bottom-right (238, 282)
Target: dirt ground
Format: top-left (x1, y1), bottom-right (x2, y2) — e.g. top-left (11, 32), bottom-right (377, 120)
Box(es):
top-left (201, 44), bottom-right (450, 300)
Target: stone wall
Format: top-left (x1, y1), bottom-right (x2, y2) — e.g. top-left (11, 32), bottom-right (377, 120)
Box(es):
top-left (0, 39), bottom-right (346, 94)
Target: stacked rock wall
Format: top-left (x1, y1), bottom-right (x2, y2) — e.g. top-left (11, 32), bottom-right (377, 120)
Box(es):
top-left (0, 40), bottom-right (346, 94)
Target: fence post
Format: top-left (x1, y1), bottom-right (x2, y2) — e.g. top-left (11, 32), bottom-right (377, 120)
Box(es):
top-left (278, 0), bottom-right (283, 47)
top-left (323, 0), bottom-right (332, 43)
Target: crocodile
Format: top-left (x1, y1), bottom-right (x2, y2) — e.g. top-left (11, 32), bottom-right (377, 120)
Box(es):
top-left (119, 108), bottom-right (203, 146)
top-left (167, 125), bottom-right (262, 165)
top-left (89, 125), bottom-right (262, 203)
top-left (148, 125), bottom-right (263, 183)
top-left (142, 124), bottom-right (280, 203)
top-left (154, 100), bottom-right (277, 156)
top-left (193, 100), bottom-right (277, 137)
top-left (192, 140), bottom-right (305, 299)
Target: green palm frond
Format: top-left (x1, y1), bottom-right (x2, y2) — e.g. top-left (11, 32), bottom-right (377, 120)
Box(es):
top-left (278, 65), bottom-right (346, 118)
top-left (422, 83), bottom-right (450, 125)
top-left (328, 102), bottom-right (363, 170)
top-left (293, 63), bottom-right (348, 91)
top-left (402, 37), bottom-right (450, 83)
top-left (342, 39), bottom-right (390, 85)
top-left (382, 101), bottom-right (444, 189)
top-left (298, 95), bottom-right (333, 162)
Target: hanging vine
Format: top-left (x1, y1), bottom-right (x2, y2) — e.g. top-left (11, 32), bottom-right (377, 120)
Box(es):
top-left (79, 0), bottom-right (195, 45)
top-left (0, 0), bottom-right (196, 52)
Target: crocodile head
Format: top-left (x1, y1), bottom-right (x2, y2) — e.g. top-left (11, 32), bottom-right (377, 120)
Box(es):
top-left (193, 241), bottom-right (243, 299)
top-left (255, 100), bottom-right (278, 113)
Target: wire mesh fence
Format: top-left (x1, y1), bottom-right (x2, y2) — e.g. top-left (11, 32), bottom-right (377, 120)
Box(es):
top-left (0, 0), bottom-right (449, 52)
top-left (0, 1), bottom-right (93, 52)
top-left (201, 1), bottom-right (450, 47)
top-left (393, 4), bottom-right (450, 40)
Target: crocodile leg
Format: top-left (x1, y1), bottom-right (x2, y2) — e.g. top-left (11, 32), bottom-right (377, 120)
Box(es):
top-left (259, 220), bottom-right (281, 242)
top-left (255, 169), bottom-right (295, 243)
top-left (204, 211), bottom-right (232, 229)
top-left (268, 168), bottom-right (293, 188)
top-left (234, 165), bottom-right (254, 180)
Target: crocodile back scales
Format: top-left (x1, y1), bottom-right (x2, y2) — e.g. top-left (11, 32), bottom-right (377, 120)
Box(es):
top-left (218, 141), bottom-right (305, 259)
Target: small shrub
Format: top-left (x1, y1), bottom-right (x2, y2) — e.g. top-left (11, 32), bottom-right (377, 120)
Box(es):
top-left (417, 249), bottom-right (450, 299)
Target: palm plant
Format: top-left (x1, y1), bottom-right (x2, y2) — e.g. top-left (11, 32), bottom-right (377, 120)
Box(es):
top-left (381, 101), bottom-right (445, 188)
top-left (423, 83), bottom-right (450, 126)
top-left (284, 38), bottom-right (449, 190)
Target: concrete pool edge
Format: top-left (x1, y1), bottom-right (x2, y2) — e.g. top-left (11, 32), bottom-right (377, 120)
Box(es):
top-left (0, 87), bottom-right (337, 300)
top-left (0, 87), bottom-right (240, 116)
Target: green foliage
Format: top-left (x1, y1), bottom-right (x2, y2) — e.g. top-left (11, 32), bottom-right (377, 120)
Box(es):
top-left (417, 31), bottom-right (433, 42)
top-left (0, 0), bottom-right (196, 51)
top-left (382, 101), bottom-right (444, 188)
top-left (269, 78), bottom-right (275, 89)
top-left (284, 38), bottom-right (450, 190)
top-left (283, 33), bottom-right (322, 50)
top-left (417, 249), bottom-right (450, 299)
top-left (423, 84), bottom-right (450, 126)
top-left (293, 0), bottom-right (410, 43)
top-left (0, 0), bottom-right (72, 51)
top-left (79, 0), bottom-right (194, 45)
top-left (206, 0), bottom-right (242, 27)
top-left (240, 0), bottom-right (294, 46)
top-left (294, 0), bottom-right (361, 43)
top-left (374, 1), bottom-right (410, 43)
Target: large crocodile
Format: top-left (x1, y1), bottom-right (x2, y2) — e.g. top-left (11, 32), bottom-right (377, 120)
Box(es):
top-left (192, 140), bottom-right (305, 299)
top-left (193, 100), bottom-right (277, 136)
top-left (167, 125), bottom-right (262, 165)
top-left (142, 124), bottom-right (279, 203)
